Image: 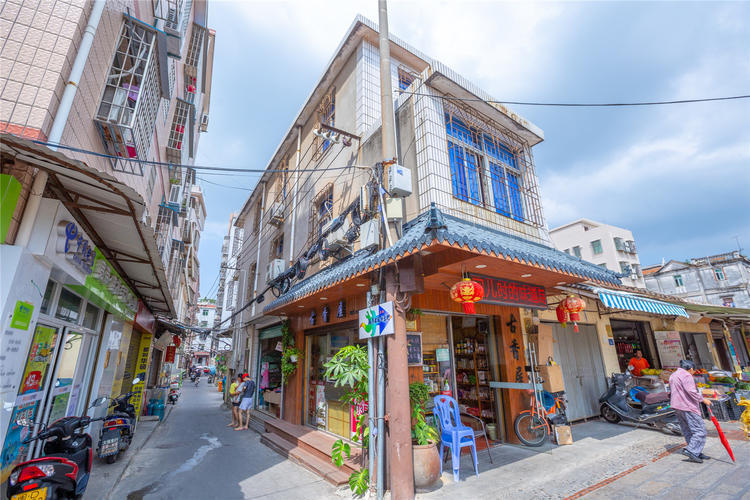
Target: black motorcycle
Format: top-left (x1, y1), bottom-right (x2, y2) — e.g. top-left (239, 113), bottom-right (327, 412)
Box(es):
top-left (97, 379), bottom-right (140, 464)
top-left (599, 370), bottom-right (681, 435)
top-left (7, 397), bottom-right (108, 499)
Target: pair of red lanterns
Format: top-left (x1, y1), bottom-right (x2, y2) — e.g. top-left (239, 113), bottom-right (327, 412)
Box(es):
top-left (556, 295), bottom-right (586, 332)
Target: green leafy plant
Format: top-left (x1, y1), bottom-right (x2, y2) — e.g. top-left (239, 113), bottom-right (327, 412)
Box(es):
top-left (409, 382), bottom-right (438, 446)
top-left (280, 320), bottom-right (300, 384)
top-left (324, 345), bottom-right (370, 495)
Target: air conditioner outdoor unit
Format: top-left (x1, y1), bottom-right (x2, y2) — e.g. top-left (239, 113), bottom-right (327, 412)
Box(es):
top-left (327, 218), bottom-right (352, 250)
top-left (359, 219), bottom-right (379, 250)
top-left (269, 202), bottom-right (284, 226)
top-left (200, 114), bottom-right (209, 132)
top-left (631, 274), bottom-right (640, 280)
top-left (267, 259), bottom-right (286, 282)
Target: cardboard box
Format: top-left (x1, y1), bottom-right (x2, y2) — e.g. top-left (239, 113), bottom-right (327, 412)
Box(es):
top-left (554, 425), bottom-right (573, 445)
top-left (537, 364), bottom-right (565, 393)
top-left (530, 323), bottom-right (555, 362)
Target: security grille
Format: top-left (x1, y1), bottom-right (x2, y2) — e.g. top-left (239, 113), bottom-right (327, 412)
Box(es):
top-left (166, 99), bottom-right (192, 164)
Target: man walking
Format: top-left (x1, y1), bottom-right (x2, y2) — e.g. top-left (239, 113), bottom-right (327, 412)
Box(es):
top-left (236, 374), bottom-right (256, 431)
top-left (669, 359), bottom-right (712, 463)
top-left (228, 374), bottom-right (243, 428)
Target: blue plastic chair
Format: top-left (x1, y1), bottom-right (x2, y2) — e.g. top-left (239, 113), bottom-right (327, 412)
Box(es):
top-left (433, 395), bottom-right (479, 482)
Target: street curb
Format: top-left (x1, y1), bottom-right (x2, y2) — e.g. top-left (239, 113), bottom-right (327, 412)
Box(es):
top-left (104, 405), bottom-right (174, 500)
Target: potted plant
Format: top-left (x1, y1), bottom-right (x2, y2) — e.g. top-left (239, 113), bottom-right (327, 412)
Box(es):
top-left (409, 382), bottom-right (441, 488)
top-left (280, 321), bottom-right (302, 384)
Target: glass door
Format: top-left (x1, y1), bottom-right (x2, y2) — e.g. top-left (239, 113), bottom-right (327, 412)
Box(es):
top-left (46, 328), bottom-right (86, 423)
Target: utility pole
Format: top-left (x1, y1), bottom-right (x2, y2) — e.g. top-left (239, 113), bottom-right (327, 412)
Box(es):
top-left (377, 1), bottom-right (415, 498)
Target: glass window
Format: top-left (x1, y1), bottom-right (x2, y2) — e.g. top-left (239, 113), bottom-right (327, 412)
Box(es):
top-left (714, 268), bottom-right (726, 281)
top-left (40, 280), bottom-right (56, 315)
top-left (82, 302), bottom-right (100, 330)
top-left (573, 246), bottom-right (582, 258)
top-left (591, 240), bottom-right (603, 254)
top-left (55, 288), bottom-right (83, 323)
top-left (620, 262), bottom-right (630, 274)
top-left (674, 275), bottom-right (684, 287)
top-left (598, 263), bottom-right (608, 269)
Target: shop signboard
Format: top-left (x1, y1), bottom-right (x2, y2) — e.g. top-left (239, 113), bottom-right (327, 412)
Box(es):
top-left (406, 333), bottom-right (423, 366)
top-left (358, 301), bottom-right (395, 339)
top-left (0, 402), bottom-right (39, 482)
top-left (69, 248), bottom-right (137, 321)
top-left (469, 274), bottom-right (547, 309)
top-left (131, 333), bottom-right (152, 419)
top-left (653, 330), bottom-right (683, 370)
top-left (9, 301), bottom-right (33, 330)
top-left (19, 325), bottom-right (58, 394)
top-left (165, 345), bottom-right (176, 363)
top-left (350, 399), bottom-right (368, 439)
top-left (56, 220), bottom-right (96, 275)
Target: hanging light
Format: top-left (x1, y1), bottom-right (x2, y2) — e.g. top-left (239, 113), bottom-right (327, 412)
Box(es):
top-left (450, 278), bottom-right (484, 314)
top-left (172, 335), bottom-right (181, 348)
top-left (563, 295), bottom-right (586, 332)
top-left (555, 302), bottom-right (568, 328)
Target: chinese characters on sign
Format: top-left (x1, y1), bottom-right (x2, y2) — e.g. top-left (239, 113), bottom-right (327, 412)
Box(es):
top-left (56, 221), bottom-right (95, 275)
top-left (130, 333), bottom-right (152, 419)
top-left (469, 274), bottom-right (546, 309)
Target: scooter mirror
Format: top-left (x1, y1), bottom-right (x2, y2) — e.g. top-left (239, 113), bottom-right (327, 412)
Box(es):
top-left (132, 377), bottom-right (141, 385)
top-left (91, 396), bottom-right (107, 407)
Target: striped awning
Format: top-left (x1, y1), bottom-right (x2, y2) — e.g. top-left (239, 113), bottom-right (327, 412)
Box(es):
top-left (598, 291), bottom-right (689, 318)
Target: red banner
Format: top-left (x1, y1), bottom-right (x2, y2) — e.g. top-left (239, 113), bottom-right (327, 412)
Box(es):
top-left (165, 345), bottom-right (176, 363)
top-left (469, 273), bottom-right (547, 309)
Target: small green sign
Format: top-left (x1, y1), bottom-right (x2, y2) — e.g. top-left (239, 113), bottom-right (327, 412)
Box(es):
top-left (10, 301), bottom-right (34, 330)
top-left (1, 174), bottom-right (22, 245)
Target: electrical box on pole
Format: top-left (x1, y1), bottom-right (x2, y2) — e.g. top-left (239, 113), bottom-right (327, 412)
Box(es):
top-left (387, 163), bottom-right (412, 197)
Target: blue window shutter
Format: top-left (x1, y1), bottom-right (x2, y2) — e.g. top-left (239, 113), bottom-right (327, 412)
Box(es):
top-left (507, 172), bottom-right (524, 221)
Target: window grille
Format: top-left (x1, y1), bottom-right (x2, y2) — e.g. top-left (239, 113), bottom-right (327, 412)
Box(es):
top-left (166, 99), bottom-right (192, 164)
top-left (310, 184), bottom-right (334, 240)
top-left (313, 89), bottom-right (336, 160)
top-left (162, 58), bottom-right (176, 125)
top-left (95, 17), bottom-right (164, 175)
top-left (164, 0), bottom-right (183, 32)
top-left (398, 67), bottom-right (415, 92)
top-left (186, 24), bottom-right (205, 68)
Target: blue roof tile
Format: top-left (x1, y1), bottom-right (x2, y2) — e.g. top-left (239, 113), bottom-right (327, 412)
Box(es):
top-left (264, 205), bottom-right (621, 312)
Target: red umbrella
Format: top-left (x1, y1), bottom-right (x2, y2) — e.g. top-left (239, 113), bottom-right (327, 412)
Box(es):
top-left (707, 407), bottom-right (735, 462)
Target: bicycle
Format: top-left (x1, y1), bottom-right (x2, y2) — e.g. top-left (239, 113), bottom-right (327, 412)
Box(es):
top-left (514, 389), bottom-right (568, 446)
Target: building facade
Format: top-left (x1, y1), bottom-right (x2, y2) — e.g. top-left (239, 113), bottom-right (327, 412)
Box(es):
top-left (550, 219), bottom-right (644, 287)
top-left (1, 0), bottom-right (214, 480)
top-left (212, 212), bottom-right (241, 362)
top-left (643, 251), bottom-right (750, 308)
top-left (218, 15), bottom-right (630, 493)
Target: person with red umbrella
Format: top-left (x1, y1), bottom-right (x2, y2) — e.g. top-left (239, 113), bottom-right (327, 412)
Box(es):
top-left (669, 360), bottom-right (713, 463)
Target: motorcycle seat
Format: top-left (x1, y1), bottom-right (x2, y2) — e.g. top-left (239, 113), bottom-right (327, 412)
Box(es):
top-left (642, 392), bottom-right (670, 404)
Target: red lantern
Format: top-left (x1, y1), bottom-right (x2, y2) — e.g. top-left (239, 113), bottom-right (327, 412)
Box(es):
top-left (563, 295), bottom-right (586, 332)
top-left (555, 302), bottom-right (568, 328)
top-left (172, 335), bottom-right (181, 348)
top-left (450, 278), bottom-right (484, 315)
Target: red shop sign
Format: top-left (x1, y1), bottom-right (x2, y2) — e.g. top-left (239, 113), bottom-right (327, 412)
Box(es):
top-left (165, 345), bottom-right (176, 364)
top-left (469, 273), bottom-right (547, 309)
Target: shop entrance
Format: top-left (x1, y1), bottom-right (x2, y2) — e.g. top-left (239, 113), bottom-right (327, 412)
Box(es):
top-left (610, 320), bottom-right (656, 372)
top-left (256, 325), bottom-right (283, 418)
top-left (680, 332), bottom-right (714, 370)
top-left (305, 325), bottom-right (361, 439)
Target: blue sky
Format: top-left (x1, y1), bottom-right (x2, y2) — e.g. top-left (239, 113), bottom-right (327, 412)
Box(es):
top-left (196, 1), bottom-right (750, 298)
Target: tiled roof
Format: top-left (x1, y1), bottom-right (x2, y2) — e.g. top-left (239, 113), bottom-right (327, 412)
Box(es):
top-left (264, 205), bottom-right (621, 312)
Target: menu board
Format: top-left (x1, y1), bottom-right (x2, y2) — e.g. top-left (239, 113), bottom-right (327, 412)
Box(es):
top-left (406, 333), bottom-right (422, 366)
top-left (654, 331), bottom-right (683, 370)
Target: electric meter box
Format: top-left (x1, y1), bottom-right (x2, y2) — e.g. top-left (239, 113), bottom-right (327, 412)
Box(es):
top-left (387, 164), bottom-right (412, 198)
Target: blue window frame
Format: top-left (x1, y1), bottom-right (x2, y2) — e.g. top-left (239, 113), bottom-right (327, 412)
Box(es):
top-left (398, 68), bottom-right (414, 92)
top-left (448, 142), bottom-right (483, 206)
top-left (507, 172), bottom-right (523, 221)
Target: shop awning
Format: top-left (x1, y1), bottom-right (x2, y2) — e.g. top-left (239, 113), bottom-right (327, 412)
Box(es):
top-left (597, 290), bottom-right (689, 318)
top-left (1, 134), bottom-right (175, 316)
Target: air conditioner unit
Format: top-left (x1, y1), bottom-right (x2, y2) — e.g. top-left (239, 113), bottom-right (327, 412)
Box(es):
top-left (387, 163), bottom-right (412, 198)
top-left (360, 219), bottom-right (379, 250)
top-left (200, 114), bottom-right (209, 132)
top-left (631, 274), bottom-right (640, 280)
top-left (327, 218), bottom-right (351, 250)
top-left (269, 202), bottom-right (284, 226)
top-left (266, 259), bottom-right (285, 282)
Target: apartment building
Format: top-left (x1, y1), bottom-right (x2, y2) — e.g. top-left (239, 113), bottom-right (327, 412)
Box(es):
top-left (222, 15), bottom-right (620, 490)
top-left (643, 251), bottom-right (750, 308)
top-left (550, 219), bottom-right (644, 287)
top-left (0, 0), bottom-right (214, 478)
top-left (212, 212), bottom-right (241, 361)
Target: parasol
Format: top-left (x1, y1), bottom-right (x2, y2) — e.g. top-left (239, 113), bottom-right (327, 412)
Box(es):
top-left (707, 406), bottom-right (735, 462)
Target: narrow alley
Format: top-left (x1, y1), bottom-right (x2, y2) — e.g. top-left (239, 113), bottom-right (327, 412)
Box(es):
top-left (97, 383), bottom-right (337, 500)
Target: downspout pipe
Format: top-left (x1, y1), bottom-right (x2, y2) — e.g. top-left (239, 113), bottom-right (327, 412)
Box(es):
top-left (15, 0), bottom-right (107, 246)
top-left (288, 126), bottom-right (302, 264)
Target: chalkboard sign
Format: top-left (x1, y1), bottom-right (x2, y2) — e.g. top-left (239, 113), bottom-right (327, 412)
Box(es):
top-left (407, 333), bottom-right (422, 366)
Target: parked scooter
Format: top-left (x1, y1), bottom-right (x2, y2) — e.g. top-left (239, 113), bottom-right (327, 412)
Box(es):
top-left (6, 397), bottom-right (108, 499)
top-left (599, 368), bottom-right (681, 435)
top-left (97, 378), bottom-right (140, 464)
top-left (168, 382), bottom-right (180, 405)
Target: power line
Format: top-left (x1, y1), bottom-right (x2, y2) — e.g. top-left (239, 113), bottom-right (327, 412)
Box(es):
top-left (397, 91), bottom-right (750, 107)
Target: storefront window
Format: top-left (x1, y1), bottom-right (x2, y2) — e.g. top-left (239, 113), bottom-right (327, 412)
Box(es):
top-left (306, 328), bottom-right (361, 439)
top-left (451, 316), bottom-right (498, 423)
top-left (420, 314), bottom-right (453, 398)
top-left (40, 280), bottom-right (56, 314)
top-left (47, 331), bottom-right (84, 423)
top-left (257, 337), bottom-right (282, 417)
top-left (55, 288), bottom-right (83, 323)
top-left (82, 303), bottom-right (101, 331)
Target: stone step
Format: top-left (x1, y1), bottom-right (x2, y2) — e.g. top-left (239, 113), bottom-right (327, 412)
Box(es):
top-left (261, 432), bottom-right (352, 486)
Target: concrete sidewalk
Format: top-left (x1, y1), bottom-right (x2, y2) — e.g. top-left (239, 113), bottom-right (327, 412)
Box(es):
top-left (85, 404), bottom-right (174, 500)
top-left (414, 420), bottom-right (745, 499)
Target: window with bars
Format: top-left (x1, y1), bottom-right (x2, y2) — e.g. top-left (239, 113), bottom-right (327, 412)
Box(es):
top-left (166, 99), bottom-right (191, 164)
top-left (186, 24), bottom-right (205, 68)
top-left (271, 234), bottom-right (284, 260)
top-left (313, 89), bottom-right (336, 160)
top-left (95, 18), bottom-right (164, 173)
top-left (445, 113), bottom-right (525, 221)
top-left (398, 67), bottom-right (415, 92)
top-left (309, 185), bottom-right (333, 242)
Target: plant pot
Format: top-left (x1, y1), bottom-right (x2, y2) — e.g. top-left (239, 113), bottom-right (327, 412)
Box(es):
top-left (412, 441), bottom-right (440, 488)
top-left (290, 355), bottom-right (297, 363)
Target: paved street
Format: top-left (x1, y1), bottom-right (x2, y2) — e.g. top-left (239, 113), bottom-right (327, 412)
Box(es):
top-left (95, 382), bottom-right (337, 500)
top-left (90, 382), bottom-right (750, 500)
